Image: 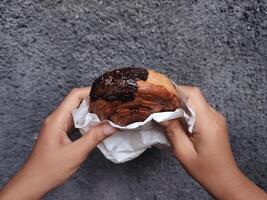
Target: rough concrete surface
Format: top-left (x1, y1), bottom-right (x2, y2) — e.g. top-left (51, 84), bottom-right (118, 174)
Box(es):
top-left (0, 0), bottom-right (266, 199)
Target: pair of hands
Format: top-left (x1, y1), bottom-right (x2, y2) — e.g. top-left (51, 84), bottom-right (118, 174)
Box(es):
top-left (0, 87), bottom-right (266, 200)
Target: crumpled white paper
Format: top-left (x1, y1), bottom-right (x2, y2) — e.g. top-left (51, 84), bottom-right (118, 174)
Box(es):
top-left (72, 85), bottom-right (196, 163)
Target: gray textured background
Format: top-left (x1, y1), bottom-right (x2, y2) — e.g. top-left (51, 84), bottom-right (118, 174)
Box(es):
top-left (0, 0), bottom-right (266, 199)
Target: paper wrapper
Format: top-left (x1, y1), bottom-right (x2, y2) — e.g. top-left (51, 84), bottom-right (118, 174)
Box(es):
top-left (72, 85), bottom-right (196, 163)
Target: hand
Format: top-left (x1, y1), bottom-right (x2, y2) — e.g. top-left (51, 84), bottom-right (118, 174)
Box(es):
top-left (0, 88), bottom-right (117, 200)
top-left (161, 86), bottom-right (267, 200)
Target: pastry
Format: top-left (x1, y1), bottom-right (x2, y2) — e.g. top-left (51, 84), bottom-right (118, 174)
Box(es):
top-left (89, 67), bottom-right (180, 126)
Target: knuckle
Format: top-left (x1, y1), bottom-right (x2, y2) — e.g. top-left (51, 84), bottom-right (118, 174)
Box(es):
top-left (217, 112), bottom-right (226, 124)
top-left (43, 115), bottom-right (53, 126)
top-left (70, 88), bottom-right (80, 95)
top-left (192, 87), bottom-right (202, 96)
top-left (173, 149), bottom-right (197, 167)
top-left (165, 120), bottom-right (180, 134)
top-left (165, 120), bottom-right (175, 131)
top-left (220, 114), bottom-right (226, 123)
top-left (91, 128), bottom-right (104, 144)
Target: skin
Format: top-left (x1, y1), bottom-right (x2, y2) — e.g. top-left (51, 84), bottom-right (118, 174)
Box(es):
top-left (0, 87), bottom-right (266, 200)
top-left (161, 86), bottom-right (267, 200)
top-left (0, 88), bottom-right (117, 200)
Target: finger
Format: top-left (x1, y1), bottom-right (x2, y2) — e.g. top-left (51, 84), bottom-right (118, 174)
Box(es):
top-left (68, 123), bottom-right (117, 162)
top-left (209, 105), bottom-right (226, 123)
top-left (160, 119), bottom-right (197, 162)
top-left (55, 87), bottom-right (90, 118)
top-left (176, 86), bottom-right (215, 135)
top-left (209, 105), bottom-right (219, 115)
top-left (48, 87), bottom-right (90, 132)
top-left (41, 88), bottom-right (90, 142)
top-left (176, 86), bottom-right (210, 115)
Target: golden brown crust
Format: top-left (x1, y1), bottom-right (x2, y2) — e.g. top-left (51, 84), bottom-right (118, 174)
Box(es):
top-left (146, 69), bottom-right (177, 95)
top-left (89, 68), bottom-right (180, 126)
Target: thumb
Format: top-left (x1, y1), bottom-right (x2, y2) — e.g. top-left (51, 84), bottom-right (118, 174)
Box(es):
top-left (160, 119), bottom-right (196, 162)
top-left (69, 123), bottom-right (117, 161)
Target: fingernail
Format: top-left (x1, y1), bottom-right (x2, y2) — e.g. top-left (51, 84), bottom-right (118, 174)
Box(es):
top-left (159, 121), bottom-right (170, 127)
top-left (102, 124), bottom-right (117, 136)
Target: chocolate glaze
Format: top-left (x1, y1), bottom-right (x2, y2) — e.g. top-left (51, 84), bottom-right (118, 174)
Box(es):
top-left (90, 67), bottom-right (148, 102)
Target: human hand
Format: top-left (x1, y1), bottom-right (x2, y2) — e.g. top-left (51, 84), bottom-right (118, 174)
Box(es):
top-left (161, 86), bottom-right (267, 200)
top-left (0, 88), bottom-right (117, 200)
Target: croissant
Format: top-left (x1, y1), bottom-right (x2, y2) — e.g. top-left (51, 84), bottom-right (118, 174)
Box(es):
top-left (89, 67), bottom-right (180, 126)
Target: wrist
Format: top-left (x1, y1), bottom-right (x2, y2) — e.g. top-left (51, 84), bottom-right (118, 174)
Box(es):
top-left (0, 161), bottom-right (52, 200)
top-left (198, 165), bottom-right (245, 200)
top-left (217, 168), bottom-right (247, 199)
top-left (215, 167), bottom-right (266, 200)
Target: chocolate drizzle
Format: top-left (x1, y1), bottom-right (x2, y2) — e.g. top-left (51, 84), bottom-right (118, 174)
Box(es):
top-left (90, 67), bottom-right (149, 102)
